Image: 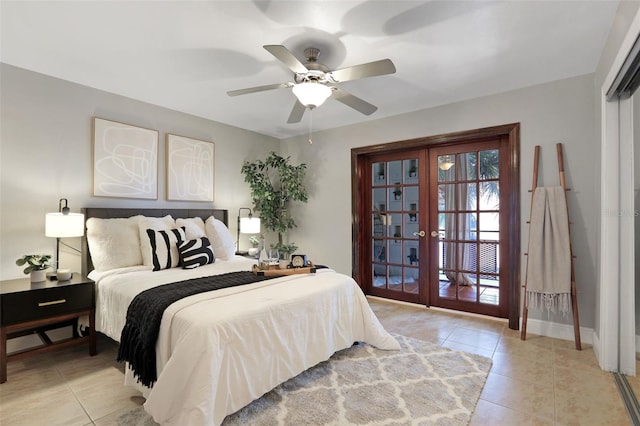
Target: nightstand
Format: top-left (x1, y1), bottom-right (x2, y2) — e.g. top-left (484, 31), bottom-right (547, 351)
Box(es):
top-left (0, 274), bottom-right (97, 383)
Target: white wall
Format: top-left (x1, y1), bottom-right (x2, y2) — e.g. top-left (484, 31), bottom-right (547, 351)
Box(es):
top-left (0, 63), bottom-right (279, 280)
top-left (282, 73), bottom-right (598, 329)
top-left (0, 64), bottom-right (610, 334)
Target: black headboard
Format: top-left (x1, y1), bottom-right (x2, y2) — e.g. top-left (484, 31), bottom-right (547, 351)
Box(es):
top-left (81, 208), bottom-right (228, 276)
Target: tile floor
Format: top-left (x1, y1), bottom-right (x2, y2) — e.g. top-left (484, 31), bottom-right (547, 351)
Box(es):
top-left (0, 297), bottom-right (633, 425)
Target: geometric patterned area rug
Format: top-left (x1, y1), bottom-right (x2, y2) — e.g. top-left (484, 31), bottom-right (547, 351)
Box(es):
top-left (117, 334), bottom-right (492, 425)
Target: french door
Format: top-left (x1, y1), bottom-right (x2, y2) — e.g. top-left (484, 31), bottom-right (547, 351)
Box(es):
top-left (354, 125), bottom-right (519, 324)
top-left (368, 149), bottom-right (427, 304)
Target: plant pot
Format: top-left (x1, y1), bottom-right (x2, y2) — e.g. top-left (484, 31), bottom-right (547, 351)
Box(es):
top-left (248, 247), bottom-right (259, 257)
top-left (30, 269), bottom-right (46, 282)
top-left (279, 259), bottom-right (290, 269)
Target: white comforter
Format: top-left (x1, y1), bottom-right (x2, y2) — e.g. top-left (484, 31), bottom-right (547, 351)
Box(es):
top-left (90, 257), bottom-right (400, 426)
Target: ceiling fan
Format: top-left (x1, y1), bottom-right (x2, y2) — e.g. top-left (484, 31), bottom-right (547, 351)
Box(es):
top-left (227, 45), bottom-right (396, 124)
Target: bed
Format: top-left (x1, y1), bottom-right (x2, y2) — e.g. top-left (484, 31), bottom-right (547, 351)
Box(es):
top-left (81, 207), bottom-right (400, 426)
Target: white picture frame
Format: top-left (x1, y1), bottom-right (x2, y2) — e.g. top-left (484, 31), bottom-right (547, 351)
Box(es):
top-left (92, 117), bottom-right (158, 199)
top-left (166, 133), bottom-right (214, 202)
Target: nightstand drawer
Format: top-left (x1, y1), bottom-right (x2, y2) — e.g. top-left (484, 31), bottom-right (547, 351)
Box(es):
top-left (1, 283), bottom-right (94, 326)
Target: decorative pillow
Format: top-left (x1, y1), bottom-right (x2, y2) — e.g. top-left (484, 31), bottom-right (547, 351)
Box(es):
top-left (178, 237), bottom-right (215, 269)
top-left (205, 216), bottom-right (235, 261)
top-left (86, 215), bottom-right (144, 271)
top-left (146, 227), bottom-right (186, 271)
top-left (139, 215), bottom-right (175, 267)
top-left (176, 217), bottom-right (206, 240)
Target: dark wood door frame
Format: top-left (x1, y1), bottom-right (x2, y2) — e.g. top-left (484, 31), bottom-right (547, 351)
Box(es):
top-left (351, 123), bottom-right (521, 329)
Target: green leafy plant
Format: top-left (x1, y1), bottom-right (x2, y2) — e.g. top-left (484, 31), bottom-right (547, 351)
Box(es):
top-left (248, 235), bottom-right (261, 247)
top-left (16, 254), bottom-right (52, 274)
top-left (271, 242), bottom-right (298, 260)
top-left (393, 183), bottom-right (402, 199)
top-left (241, 152), bottom-right (308, 248)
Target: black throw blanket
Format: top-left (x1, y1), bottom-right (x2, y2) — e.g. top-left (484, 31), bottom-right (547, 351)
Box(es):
top-left (117, 271), bottom-right (278, 387)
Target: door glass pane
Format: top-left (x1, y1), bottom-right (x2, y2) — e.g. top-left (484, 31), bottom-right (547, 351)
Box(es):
top-left (372, 263), bottom-right (386, 287)
top-left (404, 267), bottom-right (419, 293)
top-left (388, 160), bottom-right (402, 183)
top-left (404, 241), bottom-right (419, 265)
top-left (373, 213), bottom-right (387, 237)
top-left (438, 184), bottom-right (455, 211)
top-left (404, 158), bottom-right (418, 182)
top-left (479, 150), bottom-right (499, 180)
top-left (388, 266), bottom-right (402, 291)
top-left (372, 239), bottom-right (385, 262)
top-left (403, 186), bottom-right (419, 210)
top-left (457, 152), bottom-right (476, 180)
top-left (479, 182), bottom-right (499, 210)
top-left (459, 212), bottom-right (477, 240)
top-left (438, 155), bottom-right (456, 179)
top-left (441, 213), bottom-right (456, 240)
top-left (388, 239), bottom-right (402, 264)
top-left (458, 183), bottom-right (476, 210)
top-left (372, 188), bottom-right (386, 211)
top-left (389, 185), bottom-right (402, 206)
top-left (373, 162), bottom-right (386, 185)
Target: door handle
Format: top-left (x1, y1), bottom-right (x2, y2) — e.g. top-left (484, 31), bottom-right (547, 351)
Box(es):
top-left (413, 230), bottom-right (426, 237)
top-left (430, 231), bottom-right (439, 238)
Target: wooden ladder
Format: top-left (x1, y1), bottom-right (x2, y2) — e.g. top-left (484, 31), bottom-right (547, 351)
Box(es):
top-left (520, 143), bottom-right (581, 350)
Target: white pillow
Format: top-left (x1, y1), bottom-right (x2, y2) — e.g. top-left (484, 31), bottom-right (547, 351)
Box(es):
top-left (176, 217), bottom-right (206, 240)
top-left (86, 215), bottom-right (144, 272)
top-left (205, 217), bottom-right (235, 260)
top-left (138, 215), bottom-right (175, 267)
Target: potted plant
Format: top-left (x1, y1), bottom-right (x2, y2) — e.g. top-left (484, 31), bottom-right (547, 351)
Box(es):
top-left (241, 152), bottom-right (308, 253)
top-left (270, 242), bottom-right (298, 269)
top-left (393, 183), bottom-right (402, 200)
top-left (16, 254), bottom-right (52, 282)
top-left (248, 235), bottom-right (261, 257)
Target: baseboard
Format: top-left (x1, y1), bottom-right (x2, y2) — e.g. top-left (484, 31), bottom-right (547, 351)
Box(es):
top-left (520, 317), bottom-right (593, 345)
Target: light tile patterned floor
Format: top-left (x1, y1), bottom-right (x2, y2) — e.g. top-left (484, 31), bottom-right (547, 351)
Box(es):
top-left (0, 297), bottom-right (632, 425)
top-left (369, 297), bottom-right (631, 425)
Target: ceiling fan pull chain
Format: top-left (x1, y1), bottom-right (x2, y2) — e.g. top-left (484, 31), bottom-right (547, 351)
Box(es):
top-left (308, 107), bottom-right (313, 144)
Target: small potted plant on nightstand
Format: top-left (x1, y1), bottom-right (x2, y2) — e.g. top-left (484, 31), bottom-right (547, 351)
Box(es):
top-left (16, 254), bottom-right (52, 282)
top-left (248, 235), bottom-right (261, 257)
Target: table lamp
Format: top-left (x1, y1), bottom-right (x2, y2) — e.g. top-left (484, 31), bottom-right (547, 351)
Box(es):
top-left (45, 198), bottom-right (85, 280)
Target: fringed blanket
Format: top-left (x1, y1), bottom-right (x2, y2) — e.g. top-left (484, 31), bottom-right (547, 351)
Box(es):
top-left (117, 271), bottom-right (278, 387)
top-left (526, 186), bottom-right (572, 315)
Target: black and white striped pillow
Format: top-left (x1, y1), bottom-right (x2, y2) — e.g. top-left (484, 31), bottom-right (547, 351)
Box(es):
top-left (146, 227), bottom-right (186, 271)
top-left (178, 237), bottom-right (215, 269)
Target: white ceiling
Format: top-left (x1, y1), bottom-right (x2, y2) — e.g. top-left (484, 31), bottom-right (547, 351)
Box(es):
top-left (0, 1), bottom-right (619, 139)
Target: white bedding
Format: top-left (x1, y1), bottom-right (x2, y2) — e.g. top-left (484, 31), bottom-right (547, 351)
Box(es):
top-left (90, 256), bottom-right (400, 426)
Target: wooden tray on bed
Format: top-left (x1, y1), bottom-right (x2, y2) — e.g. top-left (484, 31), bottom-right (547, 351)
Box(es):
top-left (252, 264), bottom-right (316, 276)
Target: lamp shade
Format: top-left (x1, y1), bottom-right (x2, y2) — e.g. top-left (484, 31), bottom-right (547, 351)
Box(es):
top-left (292, 82), bottom-right (332, 107)
top-left (239, 217), bottom-right (261, 234)
top-left (45, 212), bottom-right (85, 237)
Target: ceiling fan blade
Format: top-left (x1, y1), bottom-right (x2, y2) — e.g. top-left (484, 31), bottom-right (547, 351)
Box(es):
top-left (227, 82), bottom-right (293, 97)
top-left (327, 59), bottom-right (396, 83)
top-left (263, 45), bottom-right (309, 74)
top-left (332, 88), bottom-right (378, 115)
top-left (287, 100), bottom-right (306, 123)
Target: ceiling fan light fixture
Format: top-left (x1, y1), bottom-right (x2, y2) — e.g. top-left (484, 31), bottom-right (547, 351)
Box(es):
top-left (439, 155), bottom-right (455, 171)
top-left (292, 82), bottom-right (332, 108)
